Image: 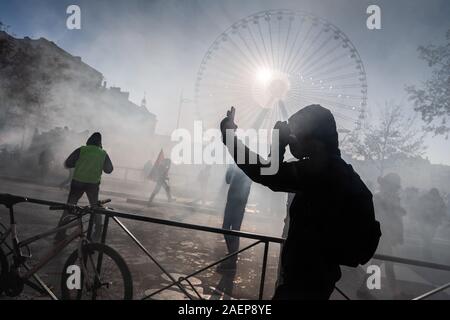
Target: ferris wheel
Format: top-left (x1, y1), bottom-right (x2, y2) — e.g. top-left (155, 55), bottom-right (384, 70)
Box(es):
top-left (194, 9), bottom-right (367, 134)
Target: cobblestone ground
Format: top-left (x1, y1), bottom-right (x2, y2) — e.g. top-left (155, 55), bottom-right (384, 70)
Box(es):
top-left (1, 177), bottom-right (450, 300)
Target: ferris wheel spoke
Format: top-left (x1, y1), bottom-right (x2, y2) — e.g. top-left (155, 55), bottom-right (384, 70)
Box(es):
top-left (203, 95), bottom-right (253, 117)
top-left (227, 31), bottom-right (261, 71)
top-left (249, 108), bottom-right (269, 129)
top-left (276, 15), bottom-right (286, 71)
top-left (238, 104), bottom-right (267, 128)
top-left (300, 42), bottom-right (342, 76)
top-left (295, 94), bottom-right (359, 124)
top-left (201, 69), bottom-right (249, 87)
top-left (256, 19), bottom-right (272, 69)
top-left (221, 43), bottom-right (259, 75)
top-left (209, 90), bottom-right (255, 109)
top-left (290, 91), bottom-right (362, 113)
top-left (202, 89), bottom-right (251, 104)
top-left (276, 17), bottom-right (281, 70)
top-left (294, 34), bottom-right (335, 75)
top-left (201, 69), bottom-right (247, 86)
top-left (279, 16), bottom-right (293, 72)
top-left (285, 22), bottom-right (314, 74)
top-left (315, 72), bottom-right (362, 83)
top-left (246, 23), bottom-right (270, 69)
top-left (209, 46), bottom-right (256, 78)
top-left (202, 55), bottom-right (251, 81)
top-left (210, 49), bottom-right (250, 79)
top-left (282, 18), bottom-right (305, 72)
top-left (277, 100), bottom-right (290, 120)
top-left (289, 86), bottom-right (365, 100)
top-left (289, 28), bottom-right (325, 75)
top-left (308, 62), bottom-right (359, 80)
top-left (287, 25), bottom-right (324, 75)
top-left (261, 106), bottom-right (277, 129)
top-left (236, 27), bottom-right (266, 71)
top-left (288, 88), bottom-right (356, 106)
top-left (288, 83), bottom-right (364, 94)
top-left (267, 16), bottom-right (276, 69)
top-left (301, 52), bottom-right (350, 77)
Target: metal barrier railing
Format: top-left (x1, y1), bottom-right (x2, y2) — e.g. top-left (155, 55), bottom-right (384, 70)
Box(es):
top-left (1, 193), bottom-right (450, 300)
top-left (88, 208), bottom-right (282, 300)
top-left (371, 253), bottom-right (450, 300)
top-left (0, 194), bottom-right (285, 300)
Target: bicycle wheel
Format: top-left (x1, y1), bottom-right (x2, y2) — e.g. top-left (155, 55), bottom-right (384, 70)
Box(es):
top-left (61, 243), bottom-right (133, 300)
top-left (0, 247), bottom-right (8, 295)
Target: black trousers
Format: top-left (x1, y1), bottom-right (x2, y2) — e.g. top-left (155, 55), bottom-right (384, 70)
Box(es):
top-left (273, 239), bottom-right (341, 300)
top-left (149, 179), bottom-right (172, 203)
top-left (272, 279), bottom-right (336, 300)
top-left (57, 180), bottom-right (102, 234)
top-left (222, 198), bottom-right (247, 263)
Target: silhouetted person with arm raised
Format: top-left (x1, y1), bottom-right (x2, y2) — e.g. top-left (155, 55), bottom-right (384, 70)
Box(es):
top-left (220, 105), bottom-right (380, 300)
top-left (54, 132), bottom-right (113, 242)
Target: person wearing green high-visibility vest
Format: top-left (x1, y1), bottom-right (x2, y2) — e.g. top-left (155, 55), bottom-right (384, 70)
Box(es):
top-left (54, 132), bottom-right (113, 242)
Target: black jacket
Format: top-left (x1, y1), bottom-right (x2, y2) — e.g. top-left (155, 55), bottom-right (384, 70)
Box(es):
top-left (224, 135), bottom-right (372, 284)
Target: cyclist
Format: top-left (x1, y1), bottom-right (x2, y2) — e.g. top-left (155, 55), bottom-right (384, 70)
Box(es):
top-left (54, 132), bottom-right (113, 242)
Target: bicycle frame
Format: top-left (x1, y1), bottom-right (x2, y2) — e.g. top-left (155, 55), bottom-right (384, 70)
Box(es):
top-left (0, 205), bottom-right (94, 281)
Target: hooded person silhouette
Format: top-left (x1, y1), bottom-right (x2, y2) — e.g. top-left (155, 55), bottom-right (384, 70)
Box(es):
top-left (220, 105), bottom-right (379, 300)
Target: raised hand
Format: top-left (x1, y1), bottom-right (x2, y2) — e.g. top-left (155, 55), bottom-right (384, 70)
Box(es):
top-left (220, 106), bottom-right (238, 135)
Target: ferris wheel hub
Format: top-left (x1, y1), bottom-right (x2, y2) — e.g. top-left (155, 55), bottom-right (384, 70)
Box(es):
top-left (252, 69), bottom-right (291, 108)
top-left (268, 77), bottom-right (290, 100)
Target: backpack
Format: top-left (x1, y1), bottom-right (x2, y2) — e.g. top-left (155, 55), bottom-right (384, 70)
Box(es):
top-left (329, 169), bottom-right (382, 267)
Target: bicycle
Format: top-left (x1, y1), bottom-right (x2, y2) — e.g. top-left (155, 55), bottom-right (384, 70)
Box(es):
top-left (0, 194), bottom-right (133, 300)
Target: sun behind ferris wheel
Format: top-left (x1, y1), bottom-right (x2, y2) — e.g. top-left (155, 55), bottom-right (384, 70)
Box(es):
top-left (194, 9), bottom-right (368, 134)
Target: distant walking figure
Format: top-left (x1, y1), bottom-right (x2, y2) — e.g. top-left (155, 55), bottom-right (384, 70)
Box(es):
top-left (148, 158), bottom-right (172, 204)
top-left (218, 164), bottom-right (252, 271)
top-left (373, 173), bottom-right (406, 297)
top-left (220, 105), bottom-right (380, 300)
top-left (417, 188), bottom-right (446, 260)
top-left (55, 132), bottom-right (113, 242)
top-left (38, 148), bottom-right (54, 179)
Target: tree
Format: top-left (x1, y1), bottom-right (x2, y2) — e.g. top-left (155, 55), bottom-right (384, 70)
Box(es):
top-left (344, 102), bottom-right (426, 176)
top-left (0, 21), bottom-right (10, 32)
top-left (406, 29), bottom-right (450, 138)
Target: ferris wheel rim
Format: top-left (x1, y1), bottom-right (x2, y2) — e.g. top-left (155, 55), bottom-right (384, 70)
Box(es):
top-left (194, 9), bottom-right (368, 130)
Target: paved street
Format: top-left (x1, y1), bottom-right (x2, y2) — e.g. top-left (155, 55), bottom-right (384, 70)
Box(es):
top-left (1, 177), bottom-right (449, 300)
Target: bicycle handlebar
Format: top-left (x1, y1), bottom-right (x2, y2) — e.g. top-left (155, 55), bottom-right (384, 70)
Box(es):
top-left (99, 199), bottom-right (111, 205)
top-left (49, 199), bottom-right (112, 212)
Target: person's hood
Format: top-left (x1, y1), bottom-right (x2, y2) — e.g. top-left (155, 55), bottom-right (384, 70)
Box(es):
top-left (86, 132), bottom-right (102, 148)
top-left (288, 104), bottom-right (341, 157)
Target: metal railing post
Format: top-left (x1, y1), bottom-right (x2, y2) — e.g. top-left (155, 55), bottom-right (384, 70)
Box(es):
top-left (259, 241), bottom-right (269, 300)
top-left (112, 216), bottom-right (195, 299)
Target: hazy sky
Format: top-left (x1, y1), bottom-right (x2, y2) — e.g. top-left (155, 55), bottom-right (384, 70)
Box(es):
top-left (1, 0), bottom-right (449, 164)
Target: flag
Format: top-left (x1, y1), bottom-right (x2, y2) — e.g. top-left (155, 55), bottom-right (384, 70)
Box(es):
top-left (149, 149), bottom-right (164, 180)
